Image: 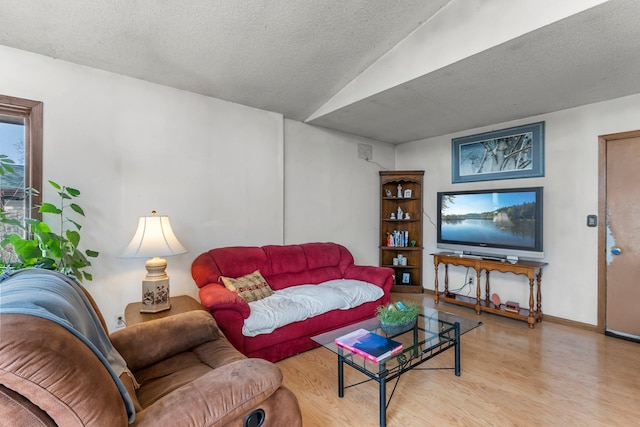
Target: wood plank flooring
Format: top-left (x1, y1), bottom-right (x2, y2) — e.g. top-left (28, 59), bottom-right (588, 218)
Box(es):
top-left (276, 293), bottom-right (640, 426)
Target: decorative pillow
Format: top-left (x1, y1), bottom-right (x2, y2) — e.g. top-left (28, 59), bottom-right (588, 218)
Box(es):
top-left (220, 270), bottom-right (274, 302)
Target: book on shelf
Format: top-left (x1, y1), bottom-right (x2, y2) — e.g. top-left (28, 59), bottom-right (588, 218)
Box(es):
top-left (335, 328), bottom-right (403, 362)
top-left (386, 230), bottom-right (409, 247)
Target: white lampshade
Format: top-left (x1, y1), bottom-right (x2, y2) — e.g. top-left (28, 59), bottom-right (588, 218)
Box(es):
top-left (121, 212), bottom-right (187, 258)
top-left (121, 211), bottom-right (187, 313)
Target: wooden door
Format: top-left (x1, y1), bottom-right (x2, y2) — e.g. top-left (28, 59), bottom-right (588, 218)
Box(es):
top-left (599, 132), bottom-right (640, 340)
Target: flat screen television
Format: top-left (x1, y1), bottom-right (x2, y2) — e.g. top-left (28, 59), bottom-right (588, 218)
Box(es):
top-left (437, 187), bottom-right (544, 260)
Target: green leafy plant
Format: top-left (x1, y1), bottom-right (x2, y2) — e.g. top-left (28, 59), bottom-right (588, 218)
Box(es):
top-left (376, 301), bottom-right (420, 325)
top-left (0, 180), bottom-right (99, 281)
top-left (0, 154), bottom-right (15, 175)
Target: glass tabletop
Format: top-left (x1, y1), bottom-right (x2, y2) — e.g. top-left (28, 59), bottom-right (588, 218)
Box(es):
top-left (312, 305), bottom-right (483, 373)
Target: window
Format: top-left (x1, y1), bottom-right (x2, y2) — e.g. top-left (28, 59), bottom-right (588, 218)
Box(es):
top-left (0, 95), bottom-right (43, 254)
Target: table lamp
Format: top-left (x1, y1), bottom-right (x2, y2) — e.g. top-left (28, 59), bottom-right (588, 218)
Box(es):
top-left (121, 211), bottom-right (187, 313)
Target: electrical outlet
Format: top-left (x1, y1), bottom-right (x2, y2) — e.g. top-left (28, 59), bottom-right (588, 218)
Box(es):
top-left (114, 313), bottom-right (126, 330)
top-left (468, 277), bottom-right (474, 286)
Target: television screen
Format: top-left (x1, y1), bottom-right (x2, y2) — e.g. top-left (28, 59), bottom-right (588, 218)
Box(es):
top-left (437, 187), bottom-right (543, 259)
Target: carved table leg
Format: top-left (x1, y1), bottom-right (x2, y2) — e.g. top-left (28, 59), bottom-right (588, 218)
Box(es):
top-left (484, 270), bottom-right (490, 303)
top-left (433, 262), bottom-right (440, 304)
top-left (444, 264), bottom-right (449, 296)
top-left (528, 277), bottom-right (535, 328)
top-left (536, 269), bottom-right (543, 322)
top-left (444, 264), bottom-right (449, 295)
top-left (475, 270), bottom-right (481, 314)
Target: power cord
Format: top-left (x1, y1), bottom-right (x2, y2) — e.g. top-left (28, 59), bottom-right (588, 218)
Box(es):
top-left (447, 268), bottom-right (475, 296)
top-left (363, 158), bottom-right (390, 170)
top-left (423, 208), bottom-right (436, 229)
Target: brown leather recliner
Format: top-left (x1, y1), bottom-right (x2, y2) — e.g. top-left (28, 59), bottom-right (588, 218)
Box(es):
top-left (0, 289), bottom-right (302, 426)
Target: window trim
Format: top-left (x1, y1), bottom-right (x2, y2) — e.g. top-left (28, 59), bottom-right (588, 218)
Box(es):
top-left (0, 95), bottom-right (43, 220)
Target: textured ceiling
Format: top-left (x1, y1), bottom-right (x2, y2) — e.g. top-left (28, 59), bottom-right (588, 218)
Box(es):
top-left (0, 0), bottom-right (448, 122)
top-left (1, 0), bottom-right (639, 144)
top-left (308, 0), bottom-right (640, 143)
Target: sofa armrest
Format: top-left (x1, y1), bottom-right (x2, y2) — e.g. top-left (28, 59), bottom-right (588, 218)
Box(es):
top-left (132, 359), bottom-right (286, 426)
top-left (110, 311), bottom-right (219, 371)
top-left (344, 265), bottom-right (394, 292)
top-left (198, 283), bottom-right (251, 319)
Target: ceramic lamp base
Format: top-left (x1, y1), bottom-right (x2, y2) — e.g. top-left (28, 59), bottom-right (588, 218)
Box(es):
top-left (141, 277), bottom-right (171, 313)
top-left (140, 256), bottom-right (171, 313)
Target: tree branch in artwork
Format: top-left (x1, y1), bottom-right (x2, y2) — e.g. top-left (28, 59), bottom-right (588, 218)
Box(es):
top-left (463, 132), bottom-right (533, 175)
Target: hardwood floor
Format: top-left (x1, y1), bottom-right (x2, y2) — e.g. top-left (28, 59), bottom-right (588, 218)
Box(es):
top-left (277, 293), bottom-right (640, 426)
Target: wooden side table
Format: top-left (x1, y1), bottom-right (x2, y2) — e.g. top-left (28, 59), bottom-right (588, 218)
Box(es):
top-left (125, 295), bottom-right (204, 326)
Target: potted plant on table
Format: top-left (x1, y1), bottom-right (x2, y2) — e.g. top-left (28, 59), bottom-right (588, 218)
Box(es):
top-left (376, 301), bottom-right (420, 335)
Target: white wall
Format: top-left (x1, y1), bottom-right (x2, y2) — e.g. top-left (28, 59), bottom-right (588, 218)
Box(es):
top-left (397, 93), bottom-right (640, 325)
top-left (284, 120), bottom-right (395, 265)
top-left (0, 46), bottom-right (390, 331)
top-left (0, 45), bottom-right (284, 329)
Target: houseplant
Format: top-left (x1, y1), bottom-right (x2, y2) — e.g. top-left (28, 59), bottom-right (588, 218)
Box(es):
top-left (376, 301), bottom-right (420, 335)
top-left (0, 179), bottom-right (98, 281)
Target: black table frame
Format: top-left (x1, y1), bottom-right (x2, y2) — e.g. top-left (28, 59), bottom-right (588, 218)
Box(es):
top-left (336, 317), bottom-right (463, 427)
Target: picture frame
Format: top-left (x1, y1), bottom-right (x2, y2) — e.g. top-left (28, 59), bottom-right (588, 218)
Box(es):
top-left (452, 121), bottom-right (544, 183)
top-left (403, 189), bottom-right (412, 198)
top-left (401, 271), bottom-right (411, 285)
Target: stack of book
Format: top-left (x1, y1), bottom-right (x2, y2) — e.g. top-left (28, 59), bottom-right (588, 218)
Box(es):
top-left (335, 328), bottom-right (403, 362)
top-left (504, 301), bottom-right (520, 313)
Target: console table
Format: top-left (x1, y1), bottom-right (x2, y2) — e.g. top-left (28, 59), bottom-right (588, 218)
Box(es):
top-left (432, 252), bottom-right (547, 328)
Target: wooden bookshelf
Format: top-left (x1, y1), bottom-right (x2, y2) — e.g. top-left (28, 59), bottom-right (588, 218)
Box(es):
top-left (379, 171), bottom-right (424, 293)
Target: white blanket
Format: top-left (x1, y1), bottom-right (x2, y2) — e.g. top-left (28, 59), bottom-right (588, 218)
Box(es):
top-left (242, 279), bottom-right (383, 337)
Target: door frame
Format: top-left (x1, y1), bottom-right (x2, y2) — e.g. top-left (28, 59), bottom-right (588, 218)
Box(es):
top-left (597, 130), bottom-right (640, 333)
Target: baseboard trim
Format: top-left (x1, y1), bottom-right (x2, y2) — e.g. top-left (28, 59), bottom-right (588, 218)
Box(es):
top-left (418, 288), bottom-right (598, 332)
top-left (542, 314), bottom-right (597, 332)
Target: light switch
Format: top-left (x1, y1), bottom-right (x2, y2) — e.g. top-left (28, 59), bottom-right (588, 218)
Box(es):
top-left (587, 214), bottom-right (597, 227)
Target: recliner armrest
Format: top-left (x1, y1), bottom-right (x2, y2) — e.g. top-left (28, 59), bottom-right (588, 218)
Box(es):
top-left (110, 310), bottom-right (219, 371)
top-left (132, 359), bottom-right (284, 426)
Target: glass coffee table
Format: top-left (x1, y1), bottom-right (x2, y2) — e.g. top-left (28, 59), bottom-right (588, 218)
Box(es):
top-left (312, 306), bottom-right (482, 427)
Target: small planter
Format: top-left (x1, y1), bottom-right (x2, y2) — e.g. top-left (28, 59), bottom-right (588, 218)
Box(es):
top-left (380, 316), bottom-right (417, 335)
top-left (376, 301), bottom-right (420, 335)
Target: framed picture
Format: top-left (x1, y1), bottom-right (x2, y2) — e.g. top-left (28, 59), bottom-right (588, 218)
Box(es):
top-left (403, 189), bottom-right (412, 198)
top-left (401, 272), bottom-right (411, 284)
top-left (452, 121), bottom-right (544, 183)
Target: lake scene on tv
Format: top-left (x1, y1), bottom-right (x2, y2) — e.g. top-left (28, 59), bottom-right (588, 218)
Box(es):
top-left (440, 191), bottom-right (537, 248)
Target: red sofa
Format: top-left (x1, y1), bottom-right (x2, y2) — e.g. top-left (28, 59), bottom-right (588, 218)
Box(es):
top-left (191, 242), bottom-right (394, 362)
